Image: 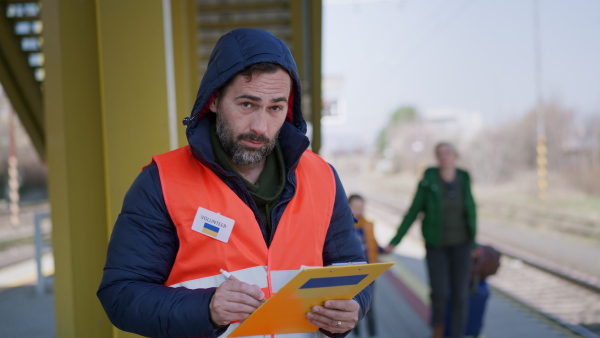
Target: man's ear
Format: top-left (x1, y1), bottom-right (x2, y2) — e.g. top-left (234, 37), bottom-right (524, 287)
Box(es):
top-left (209, 92), bottom-right (220, 112)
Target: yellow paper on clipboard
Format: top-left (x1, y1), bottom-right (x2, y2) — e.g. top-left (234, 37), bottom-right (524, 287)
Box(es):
top-left (229, 262), bottom-right (394, 337)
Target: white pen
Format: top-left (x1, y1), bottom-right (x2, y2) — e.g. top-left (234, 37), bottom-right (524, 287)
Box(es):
top-left (220, 269), bottom-right (239, 281)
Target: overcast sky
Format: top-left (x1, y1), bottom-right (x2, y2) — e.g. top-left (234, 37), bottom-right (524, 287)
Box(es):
top-left (321, 0), bottom-right (600, 152)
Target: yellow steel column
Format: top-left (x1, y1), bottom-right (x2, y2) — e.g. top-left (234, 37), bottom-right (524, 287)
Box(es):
top-left (310, 0), bottom-right (322, 154)
top-left (96, 3), bottom-right (172, 335)
top-left (95, 0), bottom-right (171, 225)
top-left (42, 1), bottom-right (111, 337)
top-left (289, 0), bottom-right (322, 154)
top-left (290, 0), bottom-right (304, 79)
top-left (44, 0), bottom-right (174, 337)
top-left (171, 0), bottom-right (200, 147)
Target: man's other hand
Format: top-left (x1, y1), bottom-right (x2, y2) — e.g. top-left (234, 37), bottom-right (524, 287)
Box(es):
top-left (306, 299), bottom-right (360, 334)
top-left (383, 244), bottom-right (395, 254)
top-left (209, 280), bottom-right (265, 327)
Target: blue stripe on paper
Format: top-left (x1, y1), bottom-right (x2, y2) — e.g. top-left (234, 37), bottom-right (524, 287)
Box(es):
top-left (299, 274), bottom-right (368, 289)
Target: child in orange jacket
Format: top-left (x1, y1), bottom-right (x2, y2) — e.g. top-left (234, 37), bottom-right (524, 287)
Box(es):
top-left (349, 194), bottom-right (381, 338)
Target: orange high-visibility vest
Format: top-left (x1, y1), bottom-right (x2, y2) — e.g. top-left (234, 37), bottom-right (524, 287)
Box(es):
top-left (152, 145), bottom-right (336, 338)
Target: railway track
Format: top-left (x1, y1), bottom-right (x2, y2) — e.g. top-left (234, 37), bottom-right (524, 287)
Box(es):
top-left (365, 193), bottom-right (600, 338)
top-left (479, 201), bottom-right (600, 239)
top-left (490, 255), bottom-right (600, 337)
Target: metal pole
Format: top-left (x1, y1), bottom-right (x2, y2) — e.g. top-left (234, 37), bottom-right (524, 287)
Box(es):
top-left (310, 0), bottom-right (323, 154)
top-left (34, 212), bottom-right (45, 295)
top-left (534, 0), bottom-right (547, 198)
top-left (8, 107), bottom-right (20, 226)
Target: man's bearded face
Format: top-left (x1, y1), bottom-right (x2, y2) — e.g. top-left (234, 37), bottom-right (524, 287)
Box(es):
top-left (216, 110), bottom-right (279, 166)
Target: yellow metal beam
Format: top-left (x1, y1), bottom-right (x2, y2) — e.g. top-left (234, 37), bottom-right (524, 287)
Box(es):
top-left (310, 0), bottom-right (322, 154)
top-left (198, 2), bottom-right (288, 12)
top-left (95, 0), bottom-right (171, 228)
top-left (289, 0), bottom-right (322, 154)
top-left (43, 0), bottom-right (173, 337)
top-left (42, 1), bottom-right (111, 337)
top-left (171, 0), bottom-right (200, 147)
top-left (0, 4), bottom-right (44, 160)
top-left (289, 0), bottom-right (304, 79)
top-left (199, 17), bottom-right (290, 30)
top-left (198, 32), bottom-right (293, 49)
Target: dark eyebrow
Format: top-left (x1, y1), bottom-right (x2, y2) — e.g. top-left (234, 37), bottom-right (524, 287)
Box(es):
top-left (235, 94), bottom-right (261, 101)
top-left (271, 97), bottom-right (288, 103)
top-left (234, 94), bottom-right (288, 104)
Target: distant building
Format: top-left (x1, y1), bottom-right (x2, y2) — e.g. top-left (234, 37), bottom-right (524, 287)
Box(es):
top-left (379, 108), bottom-right (484, 173)
top-left (422, 109), bottom-right (484, 145)
top-left (321, 75), bottom-right (347, 126)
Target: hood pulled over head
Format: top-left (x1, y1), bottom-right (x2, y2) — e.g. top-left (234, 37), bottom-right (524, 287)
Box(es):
top-left (185, 28), bottom-right (306, 144)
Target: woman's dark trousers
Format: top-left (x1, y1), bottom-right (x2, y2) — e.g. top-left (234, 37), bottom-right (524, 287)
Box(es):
top-left (425, 241), bottom-right (472, 338)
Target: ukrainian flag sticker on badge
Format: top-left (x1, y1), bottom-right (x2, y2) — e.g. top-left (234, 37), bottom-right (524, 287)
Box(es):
top-left (201, 222), bottom-right (220, 238)
top-left (192, 207), bottom-right (235, 243)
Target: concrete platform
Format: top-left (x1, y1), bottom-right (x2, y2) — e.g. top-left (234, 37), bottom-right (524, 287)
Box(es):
top-left (0, 219), bottom-right (583, 338)
top-left (0, 261), bottom-right (578, 338)
top-left (0, 281), bottom-right (55, 338)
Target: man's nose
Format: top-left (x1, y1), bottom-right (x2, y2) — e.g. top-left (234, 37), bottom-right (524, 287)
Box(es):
top-left (249, 110), bottom-right (268, 135)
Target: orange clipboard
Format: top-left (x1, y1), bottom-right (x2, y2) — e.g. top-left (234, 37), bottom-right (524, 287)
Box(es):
top-left (229, 262), bottom-right (394, 337)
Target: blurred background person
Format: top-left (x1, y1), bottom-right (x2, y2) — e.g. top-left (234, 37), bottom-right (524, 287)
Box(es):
top-left (349, 194), bottom-right (380, 338)
top-left (384, 142), bottom-right (477, 338)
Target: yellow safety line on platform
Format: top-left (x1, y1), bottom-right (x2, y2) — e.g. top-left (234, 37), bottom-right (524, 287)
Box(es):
top-left (379, 253), bottom-right (430, 307)
top-left (0, 253), bottom-right (54, 289)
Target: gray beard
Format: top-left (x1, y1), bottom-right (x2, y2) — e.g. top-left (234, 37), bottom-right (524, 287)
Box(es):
top-left (215, 112), bottom-right (279, 166)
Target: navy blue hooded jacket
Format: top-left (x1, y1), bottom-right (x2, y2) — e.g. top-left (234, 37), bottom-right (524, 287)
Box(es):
top-left (97, 28), bottom-right (371, 338)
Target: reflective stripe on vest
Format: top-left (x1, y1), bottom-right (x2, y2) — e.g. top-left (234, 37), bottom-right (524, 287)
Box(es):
top-left (153, 145), bottom-right (336, 338)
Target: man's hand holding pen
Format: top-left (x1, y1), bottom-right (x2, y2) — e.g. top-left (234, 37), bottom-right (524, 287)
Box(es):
top-left (209, 270), bottom-right (265, 327)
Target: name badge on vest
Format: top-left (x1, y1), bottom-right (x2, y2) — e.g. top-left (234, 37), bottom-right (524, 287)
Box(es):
top-left (191, 207), bottom-right (235, 243)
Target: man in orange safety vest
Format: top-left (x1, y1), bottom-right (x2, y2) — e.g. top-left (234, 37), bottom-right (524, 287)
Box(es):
top-left (98, 28), bottom-right (372, 338)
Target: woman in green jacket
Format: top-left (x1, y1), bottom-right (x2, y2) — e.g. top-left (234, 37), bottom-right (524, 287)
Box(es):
top-left (385, 142), bottom-right (477, 338)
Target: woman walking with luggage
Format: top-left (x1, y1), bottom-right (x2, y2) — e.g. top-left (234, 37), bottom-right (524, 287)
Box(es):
top-left (384, 142), bottom-right (477, 338)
